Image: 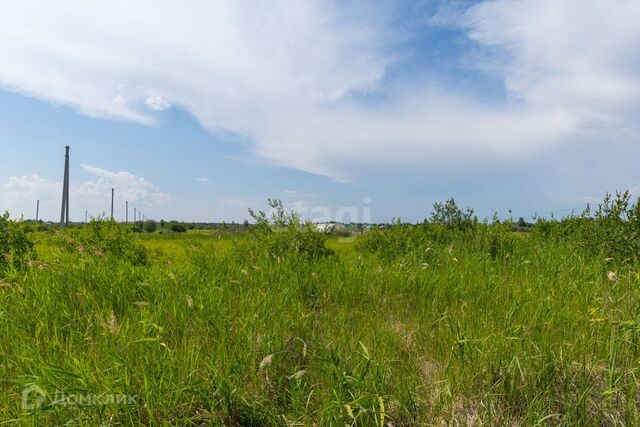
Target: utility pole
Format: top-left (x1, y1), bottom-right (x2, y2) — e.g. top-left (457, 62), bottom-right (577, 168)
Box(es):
top-left (110, 188), bottom-right (114, 220)
top-left (60, 146), bottom-right (70, 226)
top-left (125, 201), bottom-right (129, 223)
top-left (134, 207), bottom-right (137, 225)
top-left (35, 200), bottom-right (39, 222)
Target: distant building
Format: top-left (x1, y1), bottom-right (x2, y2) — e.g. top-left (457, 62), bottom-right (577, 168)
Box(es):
top-left (314, 222), bottom-right (344, 233)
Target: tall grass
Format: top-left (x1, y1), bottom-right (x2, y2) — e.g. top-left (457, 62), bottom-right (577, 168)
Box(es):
top-left (1, 194), bottom-right (640, 425)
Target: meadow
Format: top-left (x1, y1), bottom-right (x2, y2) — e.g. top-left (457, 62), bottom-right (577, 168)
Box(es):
top-left (2, 194), bottom-right (640, 426)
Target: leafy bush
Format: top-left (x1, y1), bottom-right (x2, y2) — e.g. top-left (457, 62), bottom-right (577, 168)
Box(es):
top-left (356, 223), bottom-right (430, 262)
top-left (357, 197), bottom-right (477, 262)
top-left (233, 199), bottom-right (333, 262)
top-left (167, 221), bottom-right (187, 233)
top-left (143, 220), bottom-right (158, 233)
top-left (55, 219), bottom-right (148, 265)
top-left (532, 191), bottom-right (640, 262)
top-left (429, 197), bottom-right (476, 230)
top-left (357, 199), bottom-right (523, 263)
top-left (0, 212), bottom-right (35, 272)
top-left (357, 222), bottom-right (520, 263)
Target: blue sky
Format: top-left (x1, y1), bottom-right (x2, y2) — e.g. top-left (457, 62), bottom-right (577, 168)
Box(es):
top-left (1, 0), bottom-right (639, 223)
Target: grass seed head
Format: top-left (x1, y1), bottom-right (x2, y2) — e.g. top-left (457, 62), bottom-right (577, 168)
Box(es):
top-left (259, 354), bottom-right (274, 370)
top-left (104, 310), bottom-right (120, 334)
top-left (289, 369), bottom-right (307, 380)
top-left (27, 260), bottom-right (50, 270)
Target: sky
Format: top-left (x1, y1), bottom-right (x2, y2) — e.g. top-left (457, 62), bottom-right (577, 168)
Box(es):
top-left (1, 0), bottom-right (639, 223)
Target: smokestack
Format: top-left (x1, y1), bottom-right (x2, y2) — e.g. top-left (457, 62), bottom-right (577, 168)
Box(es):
top-left (110, 188), bottom-right (114, 220)
top-left (126, 201), bottom-right (129, 223)
top-left (60, 146), bottom-right (70, 226)
top-left (35, 200), bottom-right (39, 222)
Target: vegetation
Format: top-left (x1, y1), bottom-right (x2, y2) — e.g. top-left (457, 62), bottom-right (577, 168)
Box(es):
top-left (2, 194), bottom-right (640, 425)
top-left (0, 211), bottom-right (35, 272)
top-left (143, 220), bottom-right (158, 233)
top-left (239, 198), bottom-right (333, 262)
top-left (53, 218), bottom-right (150, 266)
top-left (166, 220), bottom-right (187, 233)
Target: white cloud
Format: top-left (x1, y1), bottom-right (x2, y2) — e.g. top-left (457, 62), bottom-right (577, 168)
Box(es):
top-left (145, 95), bottom-right (171, 111)
top-left (459, 0), bottom-right (640, 120)
top-left (113, 95), bottom-right (127, 104)
top-left (0, 1), bottom-right (637, 181)
top-left (0, 174), bottom-right (61, 219)
top-left (195, 177), bottom-right (210, 183)
top-left (79, 164), bottom-right (170, 207)
top-left (0, 167), bottom-right (169, 221)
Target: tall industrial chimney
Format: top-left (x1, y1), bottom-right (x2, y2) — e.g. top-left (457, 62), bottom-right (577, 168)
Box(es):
top-left (110, 188), bottom-right (114, 220)
top-left (60, 146), bottom-right (70, 226)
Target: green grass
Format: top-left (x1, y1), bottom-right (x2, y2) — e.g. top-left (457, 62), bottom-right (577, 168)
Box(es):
top-left (2, 225), bottom-right (640, 425)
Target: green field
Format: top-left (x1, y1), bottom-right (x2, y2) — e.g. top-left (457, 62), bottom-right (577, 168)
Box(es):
top-left (2, 195), bottom-right (640, 425)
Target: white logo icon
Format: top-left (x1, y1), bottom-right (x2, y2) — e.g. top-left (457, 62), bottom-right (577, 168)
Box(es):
top-left (21, 384), bottom-right (47, 411)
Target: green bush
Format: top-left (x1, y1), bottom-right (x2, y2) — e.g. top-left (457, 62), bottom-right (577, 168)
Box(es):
top-left (55, 219), bottom-right (148, 265)
top-left (532, 191), bottom-right (640, 263)
top-left (167, 221), bottom-right (187, 233)
top-left (143, 220), bottom-right (158, 233)
top-left (233, 199), bottom-right (333, 262)
top-left (429, 197), bottom-right (476, 230)
top-left (0, 212), bottom-right (35, 272)
top-left (357, 211), bottom-right (523, 263)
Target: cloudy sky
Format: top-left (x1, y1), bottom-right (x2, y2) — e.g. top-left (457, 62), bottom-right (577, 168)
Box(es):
top-left (1, 0), bottom-right (639, 222)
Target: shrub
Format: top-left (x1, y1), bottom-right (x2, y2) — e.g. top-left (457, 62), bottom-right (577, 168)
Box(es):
top-left (55, 219), bottom-right (148, 265)
top-left (532, 191), bottom-right (640, 263)
top-left (233, 199), bottom-right (333, 262)
top-left (0, 212), bottom-right (35, 272)
top-left (429, 198), bottom-right (476, 230)
top-left (143, 220), bottom-right (158, 233)
top-left (357, 200), bottom-right (524, 264)
top-left (167, 221), bottom-right (187, 233)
